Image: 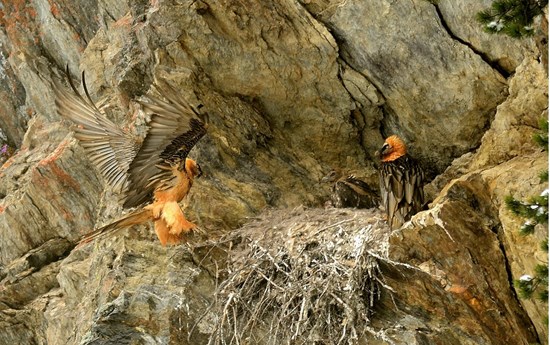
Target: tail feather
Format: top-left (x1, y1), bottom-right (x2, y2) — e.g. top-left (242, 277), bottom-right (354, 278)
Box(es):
top-left (78, 208), bottom-right (153, 247)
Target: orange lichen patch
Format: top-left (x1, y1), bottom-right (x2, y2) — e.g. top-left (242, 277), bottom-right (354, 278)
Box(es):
top-left (447, 284), bottom-right (468, 294)
top-left (30, 167), bottom-right (78, 222)
top-left (466, 296), bottom-right (482, 310)
top-left (447, 284), bottom-right (484, 313)
top-left (0, 145), bottom-right (25, 169)
top-left (26, 107), bottom-right (34, 117)
top-left (113, 12), bottom-right (133, 28)
top-left (39, 138), bottom-right (71, 166)
top-left (60, 207), bottom-right (74, 220)
top-left (0, 204), bottom-right (6, 214)
top-left (26, 3), bottom-right (37, 18)
top-left (0, 1), bottom-right (35, 24)
top-left (47, 0), bottom-right (60, 17)
top-left (0, 1), bottom-right (39, 49)
top-left (49, 162), bottom-right (81, 192)
top-left (36, 139), bottom-right (81, 192)
top-left (1, 156), bottom-right (16, 169)
top-left (2, 0), bottom-right (37, 19)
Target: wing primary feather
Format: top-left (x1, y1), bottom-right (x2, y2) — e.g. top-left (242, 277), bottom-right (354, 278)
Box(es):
top-left (123, 82), bottom-right (208, 208)
top-left (54, 68), bottom-right (140, 193)
top-left (65, 65), bottom-right (82, 102)
top-left (81, 71), bottom-right (102, 114)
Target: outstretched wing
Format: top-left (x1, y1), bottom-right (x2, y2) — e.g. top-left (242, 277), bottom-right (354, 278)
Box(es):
top-left (53, 68), bottom-right (138, 192)
top-left (333, 175), bottom-right (378, 209)
top-left (379, 155), bottom-right (424, 229)
top-left (340, 175), bottom-right (375, 196)
top-left (123, 82), bottom-right (207, 208)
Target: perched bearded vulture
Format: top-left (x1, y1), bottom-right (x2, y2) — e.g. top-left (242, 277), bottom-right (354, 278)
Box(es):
top-left (53, 67), bottom-right (207, 246)
top-left (376, 135), bottom-right (425, 230)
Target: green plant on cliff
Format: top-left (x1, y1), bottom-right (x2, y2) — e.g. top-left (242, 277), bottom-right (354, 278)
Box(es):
top-left (506, 118), bottom-right (548, 304)
top-left (477, 0), bottom-right (548, 38)
top-left (505, 191), bottom-right (548, 236)
top-left (532, 117), bottom-right (548, 149)
top-left (507, 191), bottom-right (548, 303)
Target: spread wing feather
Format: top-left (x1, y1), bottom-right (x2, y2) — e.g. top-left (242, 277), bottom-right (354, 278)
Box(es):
top-left (123, 82), bottom-right (207, 208)
top-left (333, 175), bottom-right (378, 209)
top-left (380, 155), bottom-right (425, 229)
top-left (340, 175), bottom-right (372, 196)
top-left (53, 69), bottom-right (138, 192)
top-left (55, 70), bottom-right (207, 208)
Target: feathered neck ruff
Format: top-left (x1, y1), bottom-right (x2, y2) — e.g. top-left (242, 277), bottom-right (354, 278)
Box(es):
top-left (381, 135), bottom-right (407, 162)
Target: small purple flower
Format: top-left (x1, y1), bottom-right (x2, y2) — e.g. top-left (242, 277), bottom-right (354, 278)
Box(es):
top-left (1, 144), bottom-right (7, 155)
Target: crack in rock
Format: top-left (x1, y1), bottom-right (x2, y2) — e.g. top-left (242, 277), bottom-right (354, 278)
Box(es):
top-left (432, 3), bottom-right (511, 79)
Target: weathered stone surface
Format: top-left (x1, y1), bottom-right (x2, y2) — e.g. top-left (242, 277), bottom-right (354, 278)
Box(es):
top-left (0, 29), bottom-right (28, 147)
top-left (426, 55), bottom-right (548, 201)
top-left (46, 238), bottom-right (220, 345)
top-left (480, 153), bottom-right (549, 342)
top-left (0, 238), bottom-right (71, 310)
top-left (424, 54), bottom-right (549, 342)
top-left (472, 56), bottom-right (548, 170)
top-left (301, 0), bottom-right (509, 176)
top-left (436, 0), bottom-right (537, 74)
top-left (0, 119), bottom-right (101, 265)
top-left (386, 174), bottom-right (540, 344)
top-left (0, 0), bottom-right (546, 344)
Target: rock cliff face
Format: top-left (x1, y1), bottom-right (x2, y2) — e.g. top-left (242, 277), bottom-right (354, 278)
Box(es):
top-left (0, 1), bottom-right (547, 344)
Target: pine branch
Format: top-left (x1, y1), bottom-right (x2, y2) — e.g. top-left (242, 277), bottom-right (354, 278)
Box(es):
top-left (514, 270), bottom-right (548, 302)
top-left (541, 239), bottom-right (548, 252)
top-left (505, 192), bottom-right (548, 231)
top-left (476, 0), bottom-right (547, 38)
top-left (540, 170), bottom-right (549, 183)
top-left (514, 277), bottom-right (535, 299)
top-left (507, 191), bottom-right (548, 302)
top-left (538, 289), bottom-right (549, 301)
top-left (505, 195), bottom-right (523, 215)
top-left (535, 264), bottom-right (548, 284)
top-left (520, 221), bottom-right (536, 236)
top-left (533, 118), bottom-right (549, 150)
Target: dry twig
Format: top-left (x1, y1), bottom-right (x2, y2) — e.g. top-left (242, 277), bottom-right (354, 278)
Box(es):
top-left (206, 207), bottom-right (392, 345)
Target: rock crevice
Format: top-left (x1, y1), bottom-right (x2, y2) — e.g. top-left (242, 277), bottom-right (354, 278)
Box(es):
top-left (431, 3), bottom-right (511, 78)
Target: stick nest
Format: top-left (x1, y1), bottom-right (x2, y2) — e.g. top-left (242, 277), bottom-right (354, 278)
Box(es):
top-left (207, 206), bottom-right (391, 345)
